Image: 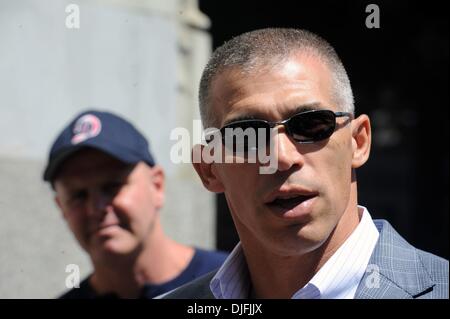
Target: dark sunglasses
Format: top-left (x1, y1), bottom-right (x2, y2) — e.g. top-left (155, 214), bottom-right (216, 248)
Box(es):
top-left (209, 109), bottom-right (353, 152)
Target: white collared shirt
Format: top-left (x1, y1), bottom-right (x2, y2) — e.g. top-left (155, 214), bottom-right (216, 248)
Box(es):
top-left (210, 206), bottom-right (380, 299)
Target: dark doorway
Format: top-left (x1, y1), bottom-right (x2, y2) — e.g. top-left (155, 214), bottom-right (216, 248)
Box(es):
top-left (200, 0), bottom-right (449, 259)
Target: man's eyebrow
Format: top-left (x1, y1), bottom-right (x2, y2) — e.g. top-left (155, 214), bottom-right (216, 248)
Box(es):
top-left (223, 114), bottom-right (260, 126)
top-left (288, 102), bottom-right (325, 115)
top-left (222, 102), bottom-right (327, 126)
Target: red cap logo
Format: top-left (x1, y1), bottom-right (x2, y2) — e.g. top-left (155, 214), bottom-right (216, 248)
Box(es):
top-left (71, 114), bottom-right (102, 144)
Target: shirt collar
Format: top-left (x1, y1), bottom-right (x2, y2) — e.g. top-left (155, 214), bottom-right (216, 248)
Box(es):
top-left (293, 206), bottom-right (379, 298)
top-left (210, 243), bottom-right (250, 298)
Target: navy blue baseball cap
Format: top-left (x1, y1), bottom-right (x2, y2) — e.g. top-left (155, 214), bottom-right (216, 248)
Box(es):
top-left (43, 110), bottom-right (156, 182)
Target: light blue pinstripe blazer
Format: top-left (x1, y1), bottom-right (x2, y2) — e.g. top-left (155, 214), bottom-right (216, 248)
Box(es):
top-left (355, 220), bottom-right (448, 298)
top-left (162, 219), bottom-right (449, 299)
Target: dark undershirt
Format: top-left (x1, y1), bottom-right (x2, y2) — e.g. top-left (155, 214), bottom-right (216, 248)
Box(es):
top-left (59, 248), bottom-right (228, 299)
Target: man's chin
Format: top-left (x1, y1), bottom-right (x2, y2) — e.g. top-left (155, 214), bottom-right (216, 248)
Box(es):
top-left (90, 236), bottom-right (137, 258)
top-left (265, 222), bottom-right (328, 256)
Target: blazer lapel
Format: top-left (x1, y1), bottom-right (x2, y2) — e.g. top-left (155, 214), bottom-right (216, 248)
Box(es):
top-left (355, 220), bottom-right (435, 299)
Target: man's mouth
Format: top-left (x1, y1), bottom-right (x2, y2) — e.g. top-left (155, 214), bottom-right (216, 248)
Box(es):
top-left (264, 188), bottom-right (318, 219)
top-left (90, 223), bottom-right (120, 237)
top-left (267, 194), bottom-right (316, 210)
top-left (98, 223), bottom-right (119, 229)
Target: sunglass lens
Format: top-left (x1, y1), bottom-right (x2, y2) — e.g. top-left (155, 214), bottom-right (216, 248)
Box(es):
top-left (289, 111), bottom-right (336, 142)
top-left (221, 121), bottom-right (270, 153)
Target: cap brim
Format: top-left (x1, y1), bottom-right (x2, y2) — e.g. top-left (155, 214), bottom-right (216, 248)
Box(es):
top-left (43, 139), bottom-right (144, 182)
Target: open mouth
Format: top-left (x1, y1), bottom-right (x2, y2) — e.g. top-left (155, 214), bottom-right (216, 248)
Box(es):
top-left (267, 194), bottom-right (316, 210)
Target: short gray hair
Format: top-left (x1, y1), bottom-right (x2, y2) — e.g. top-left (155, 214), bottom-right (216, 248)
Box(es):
top-left (199, 28), bottom-right (354, 129)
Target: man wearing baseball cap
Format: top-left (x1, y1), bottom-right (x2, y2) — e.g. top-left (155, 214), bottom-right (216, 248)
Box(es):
top-left (44, 109), bottom-right (227, 298)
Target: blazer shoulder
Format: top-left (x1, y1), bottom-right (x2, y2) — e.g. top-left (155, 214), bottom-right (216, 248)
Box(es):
top-left (357, 220), bottom-right (448, 299)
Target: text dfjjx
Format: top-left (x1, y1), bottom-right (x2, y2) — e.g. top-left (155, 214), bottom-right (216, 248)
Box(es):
top-left (187, 302), bottom-right (263, 317)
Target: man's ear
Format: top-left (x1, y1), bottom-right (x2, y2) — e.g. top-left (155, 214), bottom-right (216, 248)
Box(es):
top-left (149, 165), bottom-right (165, 209)
top-left (351, 114), bottom-right (371, 169)
top-left (54, 195), bottom-right (68, 220)
top-left (192, 144), bottom-right (225, 193)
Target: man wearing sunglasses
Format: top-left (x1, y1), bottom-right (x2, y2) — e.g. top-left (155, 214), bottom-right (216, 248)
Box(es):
top-left (43, 110), bottom-right (227, 298)
top-left (163, 28), bottom-right (448, 299)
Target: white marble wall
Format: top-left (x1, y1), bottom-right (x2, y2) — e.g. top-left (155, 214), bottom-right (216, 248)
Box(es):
top-left (0, 0), bottom-right (214, 298)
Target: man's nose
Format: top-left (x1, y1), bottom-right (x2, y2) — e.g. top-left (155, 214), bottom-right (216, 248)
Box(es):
top-left (272, 130), bottom-right (305, 172)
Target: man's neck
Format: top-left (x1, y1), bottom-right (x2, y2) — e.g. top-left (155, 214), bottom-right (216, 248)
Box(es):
top-left (244, 204), bottom-right (362, 299)
top-left (89, 224), bottom-right (195, 298)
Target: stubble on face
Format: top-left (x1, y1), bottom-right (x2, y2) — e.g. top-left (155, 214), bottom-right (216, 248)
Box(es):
top-left (54, 150), bottom-right (160, 261)
top-left (207, 53), bottom-right (357, 257)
